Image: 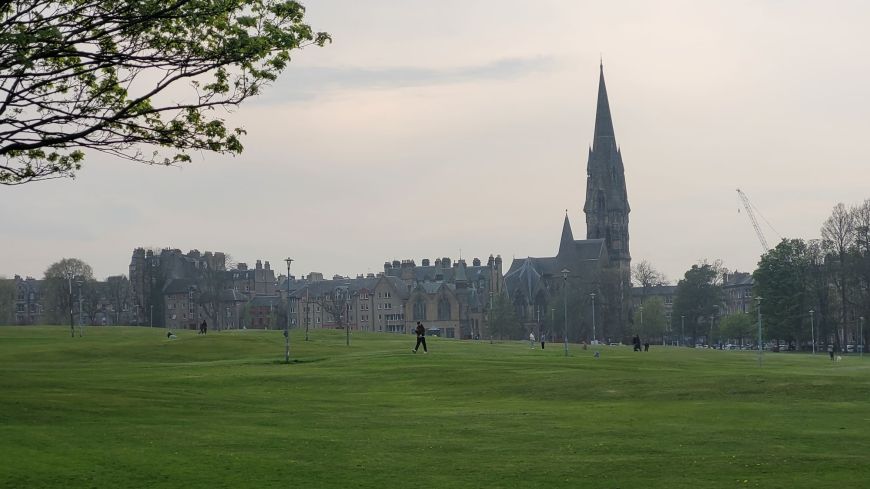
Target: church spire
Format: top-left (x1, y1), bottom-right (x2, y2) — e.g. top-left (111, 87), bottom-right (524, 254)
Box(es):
top-left (559, 211), bottom-right (574, 256)
top-left (593, 62), bottom-right (616, 151)
top-left (584, 62), bottom-right (630, 272)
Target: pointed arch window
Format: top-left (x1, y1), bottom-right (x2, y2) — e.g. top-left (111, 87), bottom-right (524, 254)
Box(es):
top-left (413, 299), bottom-right (426, 320)
top-left (438, 297), bottom-right (451, 320)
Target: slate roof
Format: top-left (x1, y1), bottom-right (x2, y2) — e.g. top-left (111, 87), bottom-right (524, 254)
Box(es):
top-left (505, 216), bottom-right (608, 304)
top-left (249, 295), bottom-right (281, 307)
top-left (162, 278), bottom-right (197, 295)
top-left (631, 285), bottom-right (677, 297)
top-left (288, 275), bottom-right (408, 300)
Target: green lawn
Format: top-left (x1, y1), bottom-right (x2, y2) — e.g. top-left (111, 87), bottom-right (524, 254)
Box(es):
top-left (1, 326), bottom-right (868, 488)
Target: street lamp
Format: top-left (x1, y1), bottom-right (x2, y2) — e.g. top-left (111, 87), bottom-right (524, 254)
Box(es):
top-left (561, 269), bottom-right (569, 357)
top-left (76, 278), bottom-right (83, 337)
top-left (639, 304), bottom-right (644, 339)
top-left (680, 315), bottom-right (685, 347)
top-left (150, 305), bottom-right (153, 328)
top-left (666, 313), bottom-right (671, 346)
top-left (860, 316), bottom-right (864, 359)
top-left (809, 309), bottom-right (815, 355)
top-left (67, 275), bottom-right (74, 338)
top-left (709, 305), bottom-right (719, 348)
top-left (285, 258), bottom-right (293, 364)
top-left (590, 292), bottom-right (596, 344)
top-left (756, 296), bottom-right (764, 366)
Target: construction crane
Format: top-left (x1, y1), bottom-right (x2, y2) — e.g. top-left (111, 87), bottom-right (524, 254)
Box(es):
top-left (736, 188), bottom-right (780, 253)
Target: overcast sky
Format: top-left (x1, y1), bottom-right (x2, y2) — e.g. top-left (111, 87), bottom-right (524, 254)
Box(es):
top-left (3, 0), bottom-right (870, 283)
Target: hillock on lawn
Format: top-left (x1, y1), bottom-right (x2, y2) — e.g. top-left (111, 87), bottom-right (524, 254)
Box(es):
top-left (1, 327), bottom-right (868, 488)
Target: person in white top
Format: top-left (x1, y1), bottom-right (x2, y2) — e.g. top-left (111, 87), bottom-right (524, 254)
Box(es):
top-left (529, 331), bottom-right (536, 349)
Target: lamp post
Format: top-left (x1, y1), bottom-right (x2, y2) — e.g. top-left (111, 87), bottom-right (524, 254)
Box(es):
top-left (666, 313), bottom-right (671, 346)
top-left (285, 258), bottom-right (293, 364)
top-left (809, 309), bottom-right (815, 355)
top-left (150, 305), bottom-right (153, 328)
top-left (590, 292), bottom-right (596, 344)
top-left (860, 316), bottom-right (864, 359)
top-left (345, 299), bottom-right (350, 347)
top-left (639, 304), bottom-right (644, 339)
top-left (756, 296), bottom-right (763, 366)
top-left (76, 278), bottom-right (83, 337)
top-left (709, 305), bottom-right (718, 348)
top-left (561, 269), bottom-right (569, 357)
top-left (68, 275), bottom-right (74, 338)
top-left (305, 292), bottom-right (310, 342)
top-left (680, 315), bottom-right (685, 347)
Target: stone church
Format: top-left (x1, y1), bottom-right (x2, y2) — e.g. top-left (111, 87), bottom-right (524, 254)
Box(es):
top-left (504, 63), bottom-right (631, 342)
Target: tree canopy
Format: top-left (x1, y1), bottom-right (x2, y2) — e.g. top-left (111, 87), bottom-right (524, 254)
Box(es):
top-left (632, 296), bottom-right (666, 340)
top-left (0, 278), bottom-right (15, 325)
top-left (671, 262), bottom-right (722, 346)
top-left (41, 257), bottom-right (94, 330)
top-left (0, 0), bottom-right (329, 184)
top-left (718, 313), bottom-right (755, 345)
top-left (753, 238), bottom-right (812, 342)
top-left (488, 293), bottom-right (521, 340)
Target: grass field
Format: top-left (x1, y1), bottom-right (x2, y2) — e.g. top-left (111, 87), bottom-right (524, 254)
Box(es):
top-left (1, 326), bottom-right (869, 488)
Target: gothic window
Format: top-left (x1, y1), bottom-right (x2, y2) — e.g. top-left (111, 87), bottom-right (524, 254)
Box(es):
top-left (414, 299), bottom-right (426, 320)
top-left (438, 297), bottom-right (451, 320)
top-left (513, 292), bottom-right (527, 320)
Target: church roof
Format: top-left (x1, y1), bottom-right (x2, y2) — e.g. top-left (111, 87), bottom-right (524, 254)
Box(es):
top-left (505, 217), bottom-right (608, 304)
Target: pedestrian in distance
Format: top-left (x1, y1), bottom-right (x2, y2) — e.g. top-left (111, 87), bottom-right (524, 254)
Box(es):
top-left (199, 320), bottom-right (208, 335)
top-left (413, 321), bottom-right (428, 354)
top-left (644, 342), bottom-right (649, 352)
top-left (529, 331), bottom-right (536, 349)
top-left (828, 344), bottom-right (834, 361)
top-left (541, 332), bottom-right (546, 350)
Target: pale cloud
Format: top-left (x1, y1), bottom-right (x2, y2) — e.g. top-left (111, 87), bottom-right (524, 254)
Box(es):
top-left (258, 56), bottom-right (558, 102)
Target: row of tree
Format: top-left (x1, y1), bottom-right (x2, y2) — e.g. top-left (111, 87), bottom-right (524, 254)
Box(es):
top-left (752, 200), bottom-right (870, 349)
top-left (664, 199), bottom-right (870, 350)
top-left (0, 258), bottom-right (131, 328)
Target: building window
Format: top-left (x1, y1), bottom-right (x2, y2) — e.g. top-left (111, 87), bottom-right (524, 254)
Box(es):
top-left (414, 300), bottom-right (426, 320)
top-left (438, 298), bottom-right (451, 320)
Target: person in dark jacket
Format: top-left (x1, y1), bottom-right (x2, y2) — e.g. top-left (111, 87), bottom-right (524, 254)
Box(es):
top-left (413, 321), bottom-right (428, 353)
top-left (199, 320), bottom-right (208, 335)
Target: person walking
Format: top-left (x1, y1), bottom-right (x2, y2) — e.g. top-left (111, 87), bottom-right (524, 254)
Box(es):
top-left (200, 320), bottom-right (208, 335)
top-left (541, 332), bottom-right (546, 350)
top-left (413, 321), bottom-right (428, 354)
top-left (529, 331), bottom-right (536, 349)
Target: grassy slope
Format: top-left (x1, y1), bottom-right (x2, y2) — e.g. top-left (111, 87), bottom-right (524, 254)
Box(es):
top-left (1, 326), bottom-right (869, 489)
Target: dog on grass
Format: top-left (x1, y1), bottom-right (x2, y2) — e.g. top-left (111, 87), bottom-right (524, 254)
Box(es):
top-left (835, 355), bottom-right (843, 363)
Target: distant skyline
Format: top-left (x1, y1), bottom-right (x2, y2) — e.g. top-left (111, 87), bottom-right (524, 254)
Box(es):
top-left (3, 0), bottom-right (870, 283)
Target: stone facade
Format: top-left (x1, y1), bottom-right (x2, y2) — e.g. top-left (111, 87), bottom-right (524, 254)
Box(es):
top-left (12, 275), bottom-right (43, 325)
top-left (722, 272), bottom-right (754, 315)
top-left (284, 255), bottom-right (503, 339)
